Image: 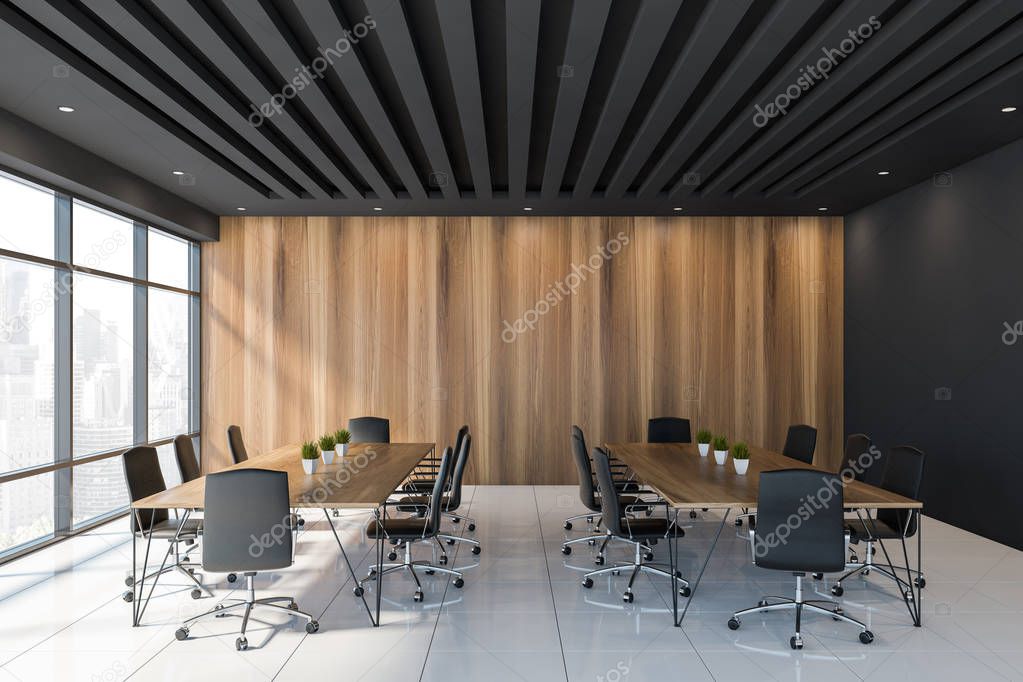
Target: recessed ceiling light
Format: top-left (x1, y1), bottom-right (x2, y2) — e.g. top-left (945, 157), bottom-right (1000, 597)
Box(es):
top-left (172, 170), bottom-right (185, 176)
top-left (236, 207), bottom-right (246, 211)
top-left (57, 106), bottom-right (74, 113)
top-left (1002, 106), bottom-right (1017, 113)
top-left (877, 170), bottom-right (891, 176)
top-left (523, 207), bottom-right (533, 211)
top-left (817, 207), bottom-right (828, 211)
top-left (673, 207), bottom-right (683, 211)
top-left (372, 207), bottom-right (383, 211)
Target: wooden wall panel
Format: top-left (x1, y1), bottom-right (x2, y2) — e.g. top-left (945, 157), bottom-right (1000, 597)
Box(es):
top-left (202, 216), bottom-right (843, 483)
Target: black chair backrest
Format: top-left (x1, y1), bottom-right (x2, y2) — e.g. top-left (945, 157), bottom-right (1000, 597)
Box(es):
top-left (453, 424), bottom-right (468, 462)
top-left (782, 424), bottom-right (817, 464)
top-left (227, 425), bottom-right (248, 464)
top-left (570, 426), bottom-right (599, 512)
top-left (591, 446), bottom-right (624, 537)
top-left (753, 469), bottom-right (846, 573)
top-left (647, 417), bottom-right (692, 444)
top-left (877, 446), bottom-right (925, 537)
top-left (445, 432), bottom-right (471, 510)
top-left (173, 434), bottom-right (201, 483)
top-left (348, 416), bottom-right (390, 443)
top-left (842, 433), bottom-right (872, 482)
top-left (428, 447), bottom-right (453, 531)
top-left (202, 468), bottom-right (292, 572)
top-left (122, 446), bottom-right (169, 531)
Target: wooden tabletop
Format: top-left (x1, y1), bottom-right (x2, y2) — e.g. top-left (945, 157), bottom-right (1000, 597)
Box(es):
top-left (132, 442), bottom-right (434, 509)
top-left (606, 443), bottom-right (921, 510)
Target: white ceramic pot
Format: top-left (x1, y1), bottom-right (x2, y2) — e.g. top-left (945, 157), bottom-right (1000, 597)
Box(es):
top-left (335, 443), bottom-right (348, 459)
top-left (713, 449), bottom-right (728, 466)
top-left (321, 448), bottom-right (335, 465)
top-left (302, 458), bottom-right (318, 475)
top-left (733, 458), bottom-right (749, 475)
top-left (698, 443), bottom-right (710, 457)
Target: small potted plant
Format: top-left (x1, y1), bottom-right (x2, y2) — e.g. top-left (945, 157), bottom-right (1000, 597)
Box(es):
top-left (731, 442), bottom-right (750, 475)
top-left (334, 428), bottom-right (351, 459)
top-left (319, 433), bottom-right (337, 465)
top-left (301, 441), bottom-right (319, 474)
top-left (696, 430), bottom-right (712, 457)
top-left (712, 435), bottom-right (729, 465)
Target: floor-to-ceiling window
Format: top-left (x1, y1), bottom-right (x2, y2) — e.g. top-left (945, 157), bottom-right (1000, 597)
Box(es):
top-left (0, 169), bottom-right (200, 561)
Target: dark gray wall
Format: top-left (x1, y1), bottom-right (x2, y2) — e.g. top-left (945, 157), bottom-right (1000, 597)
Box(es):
top-left (845, 137), bottom-right (1023, 549)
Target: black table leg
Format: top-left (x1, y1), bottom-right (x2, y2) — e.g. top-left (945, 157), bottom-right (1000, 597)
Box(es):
top-left (323, 508), bottom-right (378, 627)
top-left (675, 508), bottom-right (729, 626)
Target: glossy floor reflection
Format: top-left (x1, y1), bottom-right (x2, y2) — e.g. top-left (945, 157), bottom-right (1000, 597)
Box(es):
top-left (1, 486), bottom-right (1022, 680)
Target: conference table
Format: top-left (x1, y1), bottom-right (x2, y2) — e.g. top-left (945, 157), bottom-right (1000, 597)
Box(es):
top-left (606, 442), bottom-right (924, 628)
top-left (129, 442), bottom-right (435, 628)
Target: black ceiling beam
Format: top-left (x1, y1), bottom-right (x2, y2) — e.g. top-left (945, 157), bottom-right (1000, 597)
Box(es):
top-left (505, 0), bottom-right (541, 201)
top-left (775, 17), bottom-right (1023, 196)
top-left (0, 0), bottom-right (277, 199)
top-left (231, 0), bottom-right (396, 201)
top-left (603, 0), bottom-right (752, 200)
top-left (735, 0), bottom-right (1019, 197)
top-left (540, 0), bottom-right (612, 200)
top-left (571, 0), bottom-right (683, 200)
top-left (692, 0), bottom-right (961, 199)
top-left (365, 0), bottom-right (457, 200)
top-left (637, 0), bottom-right (827, 199)
top-left (287, 0), bottom-right (426, 201)
top-left (436, 0), bottom-right (492, 200)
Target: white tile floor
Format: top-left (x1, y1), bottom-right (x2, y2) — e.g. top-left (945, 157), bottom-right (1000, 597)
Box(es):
top-left (2, 486), bottom-right (1022, 681)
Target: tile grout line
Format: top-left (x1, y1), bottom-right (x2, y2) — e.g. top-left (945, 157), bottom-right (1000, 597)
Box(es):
top-left (532, 486), bottom-right (571, 682)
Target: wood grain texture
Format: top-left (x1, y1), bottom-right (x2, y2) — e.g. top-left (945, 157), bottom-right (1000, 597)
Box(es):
top-left (202, 216), bottom-right (843, 483)
top-left (607, 443), bottom-right (919, 509)
top-left (133, 442), bottom-right (433, 509)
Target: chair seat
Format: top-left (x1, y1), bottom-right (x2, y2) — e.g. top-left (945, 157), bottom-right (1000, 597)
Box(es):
top-left (845, 517), bottom-right (901, 542)
top-left (366, 516), bottom-right (434, 540)
top-left (402, 480), bottom-right (436, 493)
top-left (621, 518), bottom-right (684, 539)
top-left (134, 518), bottom-right (202, 539)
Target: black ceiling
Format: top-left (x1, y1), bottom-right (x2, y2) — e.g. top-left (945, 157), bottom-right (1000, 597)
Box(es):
top-left (0, 0), bottom-right (1022, 219)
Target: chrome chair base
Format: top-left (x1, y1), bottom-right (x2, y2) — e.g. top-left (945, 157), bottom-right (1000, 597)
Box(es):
top-left (357, 539), bottom-right (464, 601)
top-left (832, 540), bottom-right (925, 596)
top-left (581, 541), bottom-right (689, 603)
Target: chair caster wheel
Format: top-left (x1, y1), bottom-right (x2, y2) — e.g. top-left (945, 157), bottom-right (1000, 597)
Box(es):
top-left (413, 591), bottom-right (424, 603)
top-left (227, 573), bottom-right (237, 583)
top-left (832, 585), bottom-right (844, 597)
top-left (582, 578), bottom-right (593, 589)
top-left (388, 552), bottom-right (397, 561)
top-left (124, 575), bottom-right (134, 587)
top-left (297, 518), bottom-right (305, 527)
top-left (175, 627), bottom-right (189, 641)
top-left (727, 617), bottom-right (740, 630)
top-left (594, 555), bottom-right (605, 566)
top-left (643, 552), bottom-right (654, 562)
top-left (849, 553), bottom-right (858, 563)
top-left (446, 538), bottom-right (455, 545)
top-left (914, 577), bottom-right (926, 589)
top-left (122, 591), bottom-right (133, 603)
top-left (451, 517), bottom-right (460, 523)
top-left (859, 630), bottom-right (874, 644)
top-left (645, 509), bottom-right (652, 517)
top-left (679, 586), bottom-right (691, 597)
top-left (305, 620), bottom-right (319, 634)
top-left (236, 637), bottom-right (248, 651)
top-left (190, 589), bottom-right (202, 600)
top-left (690, 510), bottom-right (698, 519)
top-left (790, 636), bottom-right (803, 650)
top-left (453, 578), bottom-right (464, 588)
top-left (471, 545), bottom-right (481, 555)
top-left (562, 546), bottom-right (571, 555)
top-left (439, 555), bottom-right (448, 565)
top-left (288, 601), bottom-right (298, 610)
top-left (735, 518), bottom-right (742, 527)
top-left (564, 521), bottom-right (573, 530)
top-left (468, 523), bottom-right (476, 531)
top-left (812, 572), bottom-right (823, 580)
top-left (586, 516), bottom-right (594, 524)
top-left (623, 592), bottom-right (634, 603)
top-left (758, 599), bottom-right (769, 607)
top-left (587, 538), bottom-right (596, 546)
top-left (425, 569), bottom-right (436, 575)
top-left (353, 586), bottom-right (364, 597)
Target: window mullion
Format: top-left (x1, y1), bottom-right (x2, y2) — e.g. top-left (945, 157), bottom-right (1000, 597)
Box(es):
top-left (133, 223), bottom-right (147, 447)
top-left (53, 194), bottom-right (72, 536)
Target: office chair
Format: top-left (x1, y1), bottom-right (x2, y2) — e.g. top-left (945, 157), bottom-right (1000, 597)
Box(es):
top-left (348, 416), bottom-right (390, 443)
top-left (782, 424), bottom-right (818, 464)
top-left (173, 434), bottom-right (201, 483)
top-left (396, 433), bottom-right (482, 554)
top-left (580, 447), bottom-right (689, 603)
top-left (842, 433), bottom-right (872, 482)
top-left (174, 469), bottom-right (318, 650)
top-left (647, 417), bottom-right (692, 443)
top-left (121, 446), bottom-right (209, 603)
top-left (829, 445), bottom-right (926, 597)
top-left (727, 469), bottom-right (873, 650)
top-left (356, 447), bottom-right (465, 602)
top-left (403, 425), bottom-right (467, 495)
top-left (562, 426), bottom-right (650, 533)
top-left (227, 425), bottom-right (248, 463)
